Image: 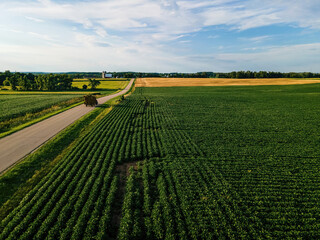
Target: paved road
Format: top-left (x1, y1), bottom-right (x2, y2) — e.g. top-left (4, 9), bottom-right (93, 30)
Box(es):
top-left (0, 79), bottom-right (134, 173)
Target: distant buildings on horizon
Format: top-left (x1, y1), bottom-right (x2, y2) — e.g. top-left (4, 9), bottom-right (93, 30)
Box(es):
top-left (102, 71), bottom-right (112, 78)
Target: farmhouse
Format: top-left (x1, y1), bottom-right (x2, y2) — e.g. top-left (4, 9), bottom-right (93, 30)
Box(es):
top-left (102, 71), bottom-right (112, 78)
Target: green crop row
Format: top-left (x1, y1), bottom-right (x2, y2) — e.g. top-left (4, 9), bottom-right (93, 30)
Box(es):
top-left (117, 85), bottom-right (320, 239)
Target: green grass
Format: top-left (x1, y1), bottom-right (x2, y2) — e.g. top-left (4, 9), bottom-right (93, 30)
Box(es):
top-left (1, 83), bottom-right (319, 239)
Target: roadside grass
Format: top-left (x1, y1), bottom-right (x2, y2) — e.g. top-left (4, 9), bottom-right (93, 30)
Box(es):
top-left (0, 83), bottom-right (134, 220)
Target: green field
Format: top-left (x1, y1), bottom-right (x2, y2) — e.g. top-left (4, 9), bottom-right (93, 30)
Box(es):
top-left (0, 94), bottom-right (83, 137)
top-left (1, 83), bottom-right (320, 239)
top-left (0, 94), bottom-right (83, 122)
top-left (72, 78), bottom-right (129, 93)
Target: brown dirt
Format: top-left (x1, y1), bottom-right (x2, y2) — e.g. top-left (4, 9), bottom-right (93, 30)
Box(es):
top-left (136, 78), bottom-right (320, 87)
top-left (110, 161), bottom-right (142, 238)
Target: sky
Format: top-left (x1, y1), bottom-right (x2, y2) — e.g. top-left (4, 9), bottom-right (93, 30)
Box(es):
top-left (0, 0), bottom-right (320, 73)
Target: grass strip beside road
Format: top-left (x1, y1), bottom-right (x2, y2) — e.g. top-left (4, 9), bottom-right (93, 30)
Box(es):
top-left (0, 86), bottom-right (134, 220)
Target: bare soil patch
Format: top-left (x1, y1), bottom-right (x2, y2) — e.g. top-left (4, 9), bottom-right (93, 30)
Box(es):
top-left (110, 161), bottom-right (142, 238)
top-left (136, 78), bottom-right (320, 87)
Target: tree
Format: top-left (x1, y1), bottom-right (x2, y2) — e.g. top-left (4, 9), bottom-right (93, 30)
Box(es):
top-left (82, 84), bottom-right (88, 89)
top-left (56, 74), bottom-right (73, 90)
top-left (3, 78), bottom-right (10, 86)
top-left (19, 75), bottom-right (31, 90)
top-left (84, 95), bottom-right (98, 106)
top-left (35, 75), bottom-right (45, 90)
top-left (8, 76), bottom-right (18, 90)
top-left (88, 78), bottom-right (101, 90)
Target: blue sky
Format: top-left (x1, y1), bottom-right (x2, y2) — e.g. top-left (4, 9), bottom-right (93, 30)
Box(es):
top-left (0, 0), bottom-right (320, 72)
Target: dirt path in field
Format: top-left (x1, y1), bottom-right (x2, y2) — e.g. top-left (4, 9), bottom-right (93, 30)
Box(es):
top-left (110, 161), bottom-right (141, 239)
top-left (136, 78), bottom-right (320, 87)
top-left (0, 79), bottom-right (134, 174)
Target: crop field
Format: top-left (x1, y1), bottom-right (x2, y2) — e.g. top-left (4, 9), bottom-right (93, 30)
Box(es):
top-left (0, 90), bottom-right (91, 95)
top-left (136, 77), bottom-right (320, 87)
top-left (72, 78), bottom-right (129, 92)
top-left (0, 94), bottom-right (83, 122)
top-left (1, 83), bottom-right (320, 239)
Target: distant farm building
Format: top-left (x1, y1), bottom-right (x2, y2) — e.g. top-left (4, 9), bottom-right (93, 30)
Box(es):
top-left (102, 71), bottom-right (112, 78)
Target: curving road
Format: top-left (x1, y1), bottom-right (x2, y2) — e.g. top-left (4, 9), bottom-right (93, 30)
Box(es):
top-left (0, 79), bottom-right (134, 173)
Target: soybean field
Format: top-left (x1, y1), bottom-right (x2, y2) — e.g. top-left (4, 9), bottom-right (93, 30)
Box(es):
top-left (0, 94), bottom-right (83, 122)
top-left (1, 83), bottom-right (320, 239)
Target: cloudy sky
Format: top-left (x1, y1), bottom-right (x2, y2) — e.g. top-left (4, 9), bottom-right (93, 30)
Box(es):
top-left (0, 0), bottom-right (320, 72)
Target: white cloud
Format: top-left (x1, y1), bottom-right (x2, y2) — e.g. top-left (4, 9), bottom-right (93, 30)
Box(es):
top-left (1, 0), bottom-right (320, 72)
top-left (7, 0), bottom-right (320, 42)
top-left (25, 16), bottom-right (44, 22)
top-left (1, 40), bottom-right (319, 72)
top-left (28, 31), bottom-right (54, 41)
top-left (240, 35), bottom-right (272, 43)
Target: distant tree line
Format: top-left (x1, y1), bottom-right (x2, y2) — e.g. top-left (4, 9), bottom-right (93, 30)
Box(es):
top-left (63, 71), bottom-right (217, 79)
top-left (65, 72), bottom-right (102, 79)
top-left (0, 71), bottom-right (73, 91)
top-left (215, 71), bottom-right (320, 79)
top-left (38, 71), bottom-right (320, 79)
top-left (110, 71), bottom-right (320, 79)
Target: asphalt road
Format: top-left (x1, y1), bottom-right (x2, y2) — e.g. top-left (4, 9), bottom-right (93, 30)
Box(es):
top-left (0, 79), bottom-right (134, 173)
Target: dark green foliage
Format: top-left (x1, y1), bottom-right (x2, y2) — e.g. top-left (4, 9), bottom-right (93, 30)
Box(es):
top-left (35, 74), bottom-right (73, 91)
top-left (88, 78), bottom-right (101, 90)
top-left (215, 70), bottom-right (320, 78)
top-left (84, 94), bottom-right (98, 106)
top-left (0, 71), bottom-right (73, 91)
